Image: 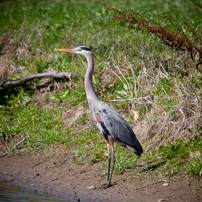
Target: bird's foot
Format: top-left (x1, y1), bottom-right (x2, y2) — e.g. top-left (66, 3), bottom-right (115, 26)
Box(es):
top-left (95, 181), bottom-right (115, 189)
top-left (94, 183), bottom-right (110, 190)
top-left (102, 182), bottom-right (112, 189)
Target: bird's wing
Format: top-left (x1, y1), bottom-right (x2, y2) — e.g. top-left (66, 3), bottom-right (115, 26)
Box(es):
top-left (97, 101), bottom-right (143, 155)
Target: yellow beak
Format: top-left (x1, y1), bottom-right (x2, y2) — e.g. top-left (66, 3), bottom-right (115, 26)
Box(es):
top-left (57, 49), bottom-right (75, 53)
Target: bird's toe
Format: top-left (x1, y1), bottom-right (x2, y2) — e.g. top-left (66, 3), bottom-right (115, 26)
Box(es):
top-left (102, 182), bottom-right (112, 189)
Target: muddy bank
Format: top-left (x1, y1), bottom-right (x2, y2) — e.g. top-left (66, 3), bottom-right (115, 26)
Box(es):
top-left (0, 153), bottom-right (201, 202)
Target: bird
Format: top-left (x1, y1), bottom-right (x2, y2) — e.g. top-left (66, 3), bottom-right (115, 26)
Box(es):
top-left (57, 46), bottom-right (143, 188)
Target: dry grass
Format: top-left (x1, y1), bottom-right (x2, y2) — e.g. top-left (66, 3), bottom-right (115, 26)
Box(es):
top-left (0, 55), bottom-right (16, 80)
top-left (0, 54), bottom-right (28, 81)
top-left (126, 52), bottom-right (202, 145)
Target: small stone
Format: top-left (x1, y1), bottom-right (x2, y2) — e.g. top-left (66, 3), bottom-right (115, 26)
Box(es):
top-left (87, 185), bottom-right (95, 190)
top-left (162, 183), bottom-right (169, 187)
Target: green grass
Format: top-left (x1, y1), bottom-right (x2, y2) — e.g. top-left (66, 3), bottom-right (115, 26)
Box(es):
top-left (157, 138), bottom-right (202, 176)
top-left (0, 95), bottom-right (70, 153)
top-left (0, 0), bottom-right (202, 180)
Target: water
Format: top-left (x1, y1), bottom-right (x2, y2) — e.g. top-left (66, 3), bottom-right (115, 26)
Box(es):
top-left (0, 181), bottom-right (75, 202)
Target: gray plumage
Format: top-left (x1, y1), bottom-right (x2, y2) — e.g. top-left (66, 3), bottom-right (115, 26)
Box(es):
top-left (57, 46), bottom-right (143, 188)
top-left (90, 100), bottom-right (143, 155)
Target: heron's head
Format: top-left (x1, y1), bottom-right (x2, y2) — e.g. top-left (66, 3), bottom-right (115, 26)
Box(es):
top-left (57, 46), bottom-right (92, 56)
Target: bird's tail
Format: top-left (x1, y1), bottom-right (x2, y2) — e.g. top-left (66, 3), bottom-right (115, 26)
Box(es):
top-left (126, 142), bottom-right (143, 156)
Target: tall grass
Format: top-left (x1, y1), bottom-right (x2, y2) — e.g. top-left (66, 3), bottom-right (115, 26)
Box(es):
top-left (0, 0), bottom-right (202, 178)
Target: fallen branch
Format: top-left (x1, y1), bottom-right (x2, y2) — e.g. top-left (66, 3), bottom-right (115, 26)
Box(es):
top-left (0, 71), bottom-right (78, 90)
top-left (136, 182), bottom-right (151, 190)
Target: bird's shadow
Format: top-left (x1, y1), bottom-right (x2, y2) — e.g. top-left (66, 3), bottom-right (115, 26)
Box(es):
top-left (140, 161), bottom-right (166, 173)
top-left (92, 162), bottom-right (166, 190)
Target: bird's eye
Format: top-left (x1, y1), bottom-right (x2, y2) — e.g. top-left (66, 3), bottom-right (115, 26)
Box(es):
top-left (79, 49), bottom-right (82, 52)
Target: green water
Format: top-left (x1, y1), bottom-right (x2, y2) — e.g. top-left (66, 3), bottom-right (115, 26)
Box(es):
top-left (0, 181), bottom-right (75, 202)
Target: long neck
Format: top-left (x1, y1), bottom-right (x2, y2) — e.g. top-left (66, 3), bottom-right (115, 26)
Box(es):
top-left (85, 53), bottom-right (100, 101)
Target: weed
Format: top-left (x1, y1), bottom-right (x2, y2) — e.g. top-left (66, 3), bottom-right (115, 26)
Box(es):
top-left (158, 137), bottom-right (202, 176)
top-left (188, 155), bottom-right (202, 176)
top-left (159, 139), bottom-right (189, 160)
top-left (98, 1), bottom-right (202, 69)
top-left (0, 0), bottom-right (202, 181)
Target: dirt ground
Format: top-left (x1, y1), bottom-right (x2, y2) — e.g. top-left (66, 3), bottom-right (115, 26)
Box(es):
top-left (0, 151), bottom-right (202, 202)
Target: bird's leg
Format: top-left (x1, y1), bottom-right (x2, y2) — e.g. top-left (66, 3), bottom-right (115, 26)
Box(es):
top-left (108, 136), bottom-right (115, 186)
top-left (104, 136), bottom-right (115, 189)
top-left (106, 141), bottom-right (111, 182)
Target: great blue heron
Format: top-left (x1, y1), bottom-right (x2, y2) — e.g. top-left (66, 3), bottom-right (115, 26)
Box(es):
top-left (57, 46), bottom-right (143, 188)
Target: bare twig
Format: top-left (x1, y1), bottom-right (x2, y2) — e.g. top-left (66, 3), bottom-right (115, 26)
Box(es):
top-left (136, 182), bottom-right (151, 189)
top-left (0, 47), bottom-right (18, 56)
top-left (110, 96), bottom-right (154, 104)
top-left (1, 137), bottom-right (26, 157)
top-left (62, 100), bottom-right (86, 117)
top-left (97, 2), bottom-right (202, 69)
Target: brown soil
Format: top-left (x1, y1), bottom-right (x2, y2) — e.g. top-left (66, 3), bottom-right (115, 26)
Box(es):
top-left (0, 151), bottom-right (202, 202)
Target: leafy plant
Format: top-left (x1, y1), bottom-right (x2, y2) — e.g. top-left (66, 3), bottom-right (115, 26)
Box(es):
top-left (97, 1), bottom-right (202, 70)
top-left (159, 138), bottom-right (189, 160)
top-left (0, 0), bottom-right (202, 183)
top-left (50, 90), bottom-right (70, 101)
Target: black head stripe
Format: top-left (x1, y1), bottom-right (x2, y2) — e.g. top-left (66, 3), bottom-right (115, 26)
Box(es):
top-left (80, 46), bottom-right (90, 51)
